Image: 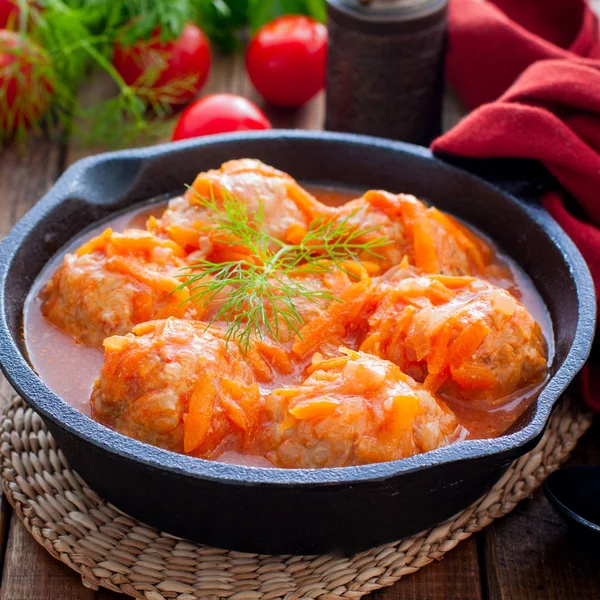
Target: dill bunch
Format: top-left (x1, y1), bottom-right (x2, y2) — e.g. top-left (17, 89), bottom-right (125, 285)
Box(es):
top-left (178, 188), bottom-right (387, 351)
top-left (0, 0), bottom-right (326, 147)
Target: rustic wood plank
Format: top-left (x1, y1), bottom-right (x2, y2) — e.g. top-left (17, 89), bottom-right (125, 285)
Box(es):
top-left (373, 537), bottom-right (482, 600)
top-left (482, 418), bottom-right (600, 600)
top-left (0, 137), bottom-right (63, 591)
top-left (1, 519), bottom-right (95, 600)
top-left (0, 138), bottom-right (90, 599)
top-left (0, 139), bottom-right (63, 405)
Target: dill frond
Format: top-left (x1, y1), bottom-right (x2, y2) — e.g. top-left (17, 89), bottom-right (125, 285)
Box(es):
top-left (177, 187), bottom-right (388, 352)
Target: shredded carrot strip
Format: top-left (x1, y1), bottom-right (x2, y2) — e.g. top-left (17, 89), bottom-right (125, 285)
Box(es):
top-left (286, 183), bottom-right (325, 220)
top-left (359, 332), bottom-right (381, 355)
top-left (359, 261), bottom-right (381, 276)
top-left (389, 395), bottom-right (420, 435)
top-left (131, 321), bottom-right (160, 336)
top-left (188, 176), bottom-right (224, 203)
top-left (398, 198), bottom-right (440, 273)
top-left (254, 341), bottom-right (293, 375)
top-left (307, 355), bottom-right (349, 375)
top-left (293, 279), bottom-right (372, 356)
top-left (289, 398), bottom-right (340, 420)
top-left (165, 224), bottom-right (200, 250)
top-left (107, 256), bottom-right (187, 300)
top-left (427, 323), bottom-right (455, 374)
top-left (363, 190), bottom-right (404, 216)
top-left (108, 231), bottom-right (185, 257)
top-left (221, 397), bottom-right (247, 431)
top-left (146, 215), bottom-right (159, 232)
top-left (184, 374), bottom-right (216, 453)
top-left (244, 347), bottom-right (273, 383)
top-left (338, 261), bottom-right (366, 280)
top-left (451, 364), bottom-right (497, 390)
top-left (429, 275), bottom-right (476, 289)
top-left (424, 371), bottom-right (448, 394)
top-left (76, 228), bottom-right (112, 257)
top-left (284, 223), bottom-right (308, 245)
top-left (102, 335), bottom-right (131, 353)
top-left (448, 321), bottom-right (491, 367)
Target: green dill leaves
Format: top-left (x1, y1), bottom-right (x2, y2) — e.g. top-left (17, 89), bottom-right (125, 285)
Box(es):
top-left (1, 0), bottom-right (327, 147)
top-left (176, 187), bottom-right (387, 352)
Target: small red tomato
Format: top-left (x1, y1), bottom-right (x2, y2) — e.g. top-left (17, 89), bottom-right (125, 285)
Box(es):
top-left (113, 23), bottom-right (211, 105)
top-left (246, 16), bottom-right (327, 107)
top-left (0, 0), bottom-right (18, 29)
top-left (0, 30), bottom-right (54, 135)
top-left (172, 94), bottom-right (272, 141)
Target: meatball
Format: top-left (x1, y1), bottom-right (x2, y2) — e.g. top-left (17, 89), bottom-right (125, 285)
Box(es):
top-left (334, 190), bottom-right (503, 277)
top-left (91, 319), bottom-right (263, 457)
top-left (41, 228), bottom-right (197, 347)
top-left (151, 158), bottom-right (332, 255)
top-left (361, 274), bottom-right (548, 405)
top-left (260, 349), bottom-right (466, 468)
top-left (255, 266), bottom-right (360, 346)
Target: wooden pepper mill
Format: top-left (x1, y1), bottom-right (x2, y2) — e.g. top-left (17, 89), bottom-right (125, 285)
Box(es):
top-left (325, 0), bottom-right (448, 145)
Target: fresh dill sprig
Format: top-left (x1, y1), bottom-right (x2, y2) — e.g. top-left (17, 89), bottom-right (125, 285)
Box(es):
top-left (1, 0), bottom-right (327, 147)
top-left (177, 187), bottom-right (388, 352)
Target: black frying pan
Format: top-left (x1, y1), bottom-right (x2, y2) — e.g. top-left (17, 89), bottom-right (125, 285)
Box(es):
top-left (0, 131), bottom-right (595, 554)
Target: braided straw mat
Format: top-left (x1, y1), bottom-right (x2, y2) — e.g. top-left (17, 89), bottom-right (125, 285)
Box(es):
top-left (0, 393), bottom-right (592, 600)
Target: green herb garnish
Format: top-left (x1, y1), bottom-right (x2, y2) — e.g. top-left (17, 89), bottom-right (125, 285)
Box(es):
top-left (1, 0), bottom-right (327, 147)
top-left (177, 188), bottom-right (387, 352)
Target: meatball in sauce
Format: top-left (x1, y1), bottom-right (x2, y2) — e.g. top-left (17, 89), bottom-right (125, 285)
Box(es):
top-left (25, 159), bottom-right (553, 467)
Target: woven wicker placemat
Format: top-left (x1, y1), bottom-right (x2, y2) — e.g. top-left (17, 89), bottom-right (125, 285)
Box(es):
top-left (0, 394), bottom-right (592, 600)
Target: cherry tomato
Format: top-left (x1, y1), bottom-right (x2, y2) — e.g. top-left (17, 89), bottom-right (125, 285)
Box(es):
top-left (245, 16), bottom-right (327, 107)
top-left (0, 30), bottom-right (54, 135)
top-left (0, 0), bottom-right (18, 29)
top-left (113, 23), bottom-right (211, 106)
top-left (172, 94), bottom-right (272, 141)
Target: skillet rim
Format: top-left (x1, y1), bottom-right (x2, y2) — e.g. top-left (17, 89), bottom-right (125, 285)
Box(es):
top-left (0, 130), bottom-right (595, 487)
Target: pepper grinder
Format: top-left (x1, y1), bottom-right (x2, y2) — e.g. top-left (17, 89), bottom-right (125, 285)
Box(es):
top-left (325, 0), bottom-right (447, 145)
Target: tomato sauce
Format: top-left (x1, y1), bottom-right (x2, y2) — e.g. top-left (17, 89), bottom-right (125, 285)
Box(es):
top-left (23, 186), bottom-right (554, 441)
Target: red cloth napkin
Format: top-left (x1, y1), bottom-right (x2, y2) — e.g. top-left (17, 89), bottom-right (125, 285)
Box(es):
top-left (431, 0), bottom-right (600, 409)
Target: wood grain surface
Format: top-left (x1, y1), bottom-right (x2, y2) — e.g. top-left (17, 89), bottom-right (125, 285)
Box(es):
top-left (1, 36), bottom-right (600, 600)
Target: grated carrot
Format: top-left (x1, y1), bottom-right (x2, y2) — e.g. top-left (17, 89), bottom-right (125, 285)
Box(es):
top-left (183, 374), bottom-right (216, 453)
top-left (289, 398), bottom-right (340, 420)
top-left (451, 363), bottom-right (497, 390)
top-left (306, 355), bottom-right (349, 375)
top-left (221, 395), bottom-right (248, 431)
top-left (76, 228), bottom-right (112, 257)
top-left (165, 224), bottom-right (199, 250)
top-left (293, 279), bottom-right (372, 356)
top-left (389, 394), bottom-right (420, 435)
top-left (106, 255), bottom-right (188, 301)
top-left (102, 335), bottom-right (131, 353)
top-left (447, 320), bottom-right (491, 367)
top-left (359, 332), bottom-right (381, 355)
top-left (284, 223), bottom-right (308, 245)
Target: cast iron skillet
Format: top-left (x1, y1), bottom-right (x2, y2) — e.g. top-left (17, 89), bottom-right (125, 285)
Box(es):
top-left (0, 131), bottom-right (595, 555)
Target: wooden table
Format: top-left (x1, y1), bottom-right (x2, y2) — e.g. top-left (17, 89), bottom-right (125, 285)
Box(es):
top-left (1, 49), bottom-right (600, 600)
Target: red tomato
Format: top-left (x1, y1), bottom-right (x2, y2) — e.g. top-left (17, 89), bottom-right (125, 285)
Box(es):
top-left (113, 23), bottom-right (211, 105)
top-left (245, 16), bottom-right (327, 107)
top-left (0, 0), bottom-right (18, 29)
top-left (172, 94), bottom-right (272, 141)
top-left (0, 30), bottom-right (54, 135)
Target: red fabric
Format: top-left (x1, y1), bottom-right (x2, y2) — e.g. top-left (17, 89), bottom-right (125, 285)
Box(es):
top-left (431, 0), bottom-right (600, 409)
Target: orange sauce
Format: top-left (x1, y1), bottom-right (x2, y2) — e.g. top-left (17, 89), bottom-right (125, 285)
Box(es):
top-left (23, 186), bottom-right (554, 441)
